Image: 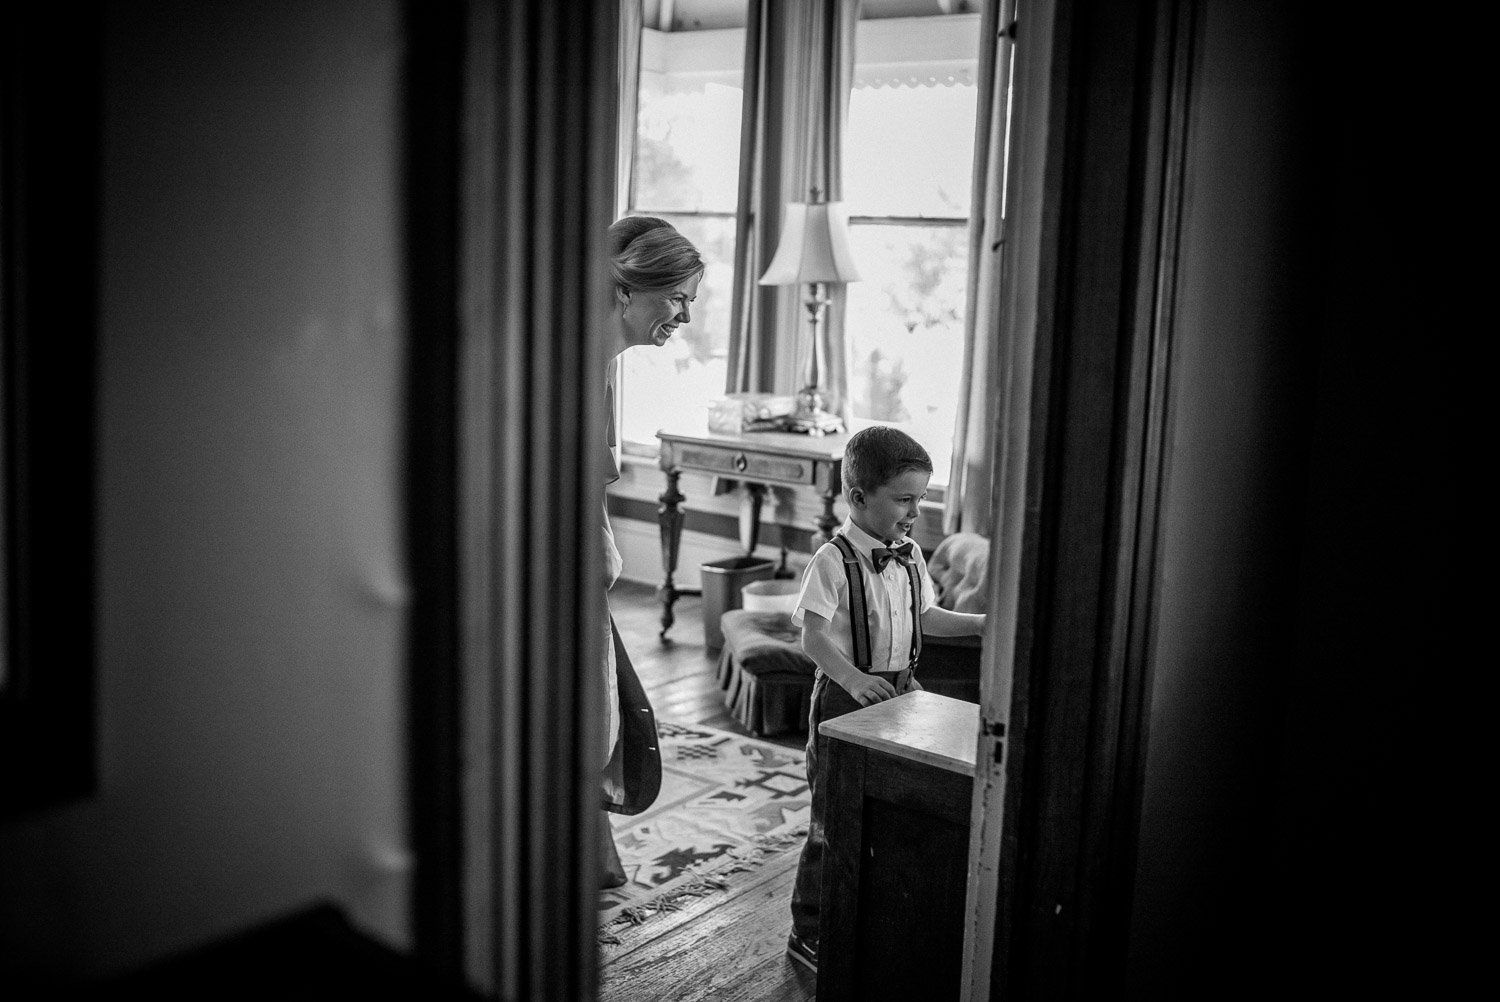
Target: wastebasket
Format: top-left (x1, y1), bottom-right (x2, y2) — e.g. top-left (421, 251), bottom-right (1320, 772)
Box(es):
top-left (700, 555), bottom-right (777, 649)
top-left (741, 579), bottom-right (800, 617)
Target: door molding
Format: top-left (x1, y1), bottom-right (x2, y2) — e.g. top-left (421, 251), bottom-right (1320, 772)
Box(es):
top-left (402, 0), bottom-right (466, 979)
top-left (0, 3), bottom-right (103, 821)
top-left (444, 1), bottom-right (619, 996)
top-left (963, 0), bottom-right (1198, 996)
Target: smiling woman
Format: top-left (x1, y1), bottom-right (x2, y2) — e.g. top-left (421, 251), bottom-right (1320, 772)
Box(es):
top-left (616, 268), bottom-right (703, 350)
top-left (599, 216), bottom-right (705, 885)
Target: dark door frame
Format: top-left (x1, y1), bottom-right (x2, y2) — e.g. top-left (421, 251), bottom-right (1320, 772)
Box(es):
top-left (980, 0), bottom-right (1197, 995)
top-left (402, 1), bottom-right (619, 997)
top-left (0, 2), bottom-right (104, 822)
top-left (402, 0), bottom-right (1209, 997)
top-left (402, 0), bottom-right (466, 980)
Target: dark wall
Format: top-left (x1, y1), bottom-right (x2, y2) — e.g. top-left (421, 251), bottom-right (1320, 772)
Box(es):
top-left (1126, 2), bottom-right (1436, 996)
top-left (0, 0), bottom-right (410, 983)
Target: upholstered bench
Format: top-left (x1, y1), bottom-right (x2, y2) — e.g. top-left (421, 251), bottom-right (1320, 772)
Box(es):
top-left (714, 532), bottom-right (992, 736)
top-left (715, 608), bottom-right (816, 737)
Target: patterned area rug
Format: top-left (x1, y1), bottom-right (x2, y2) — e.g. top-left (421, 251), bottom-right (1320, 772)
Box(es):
top-left (599, 720), bottom-right (810, 937)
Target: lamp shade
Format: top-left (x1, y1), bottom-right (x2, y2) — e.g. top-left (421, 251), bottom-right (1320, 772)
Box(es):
top-left (758, 201), bottom-right (861, 285)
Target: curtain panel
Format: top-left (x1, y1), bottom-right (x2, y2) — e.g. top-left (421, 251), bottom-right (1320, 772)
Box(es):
top-left (726, 0), bottom-right (862, 422)
top-left (616, 0), bottom-right (642, 217)
top-left (944, 0), bottom-right (1017, 535)
top-left (605, 0), bottom-right (643, 478)
top-left (459, 0), bottom-right (620, 993)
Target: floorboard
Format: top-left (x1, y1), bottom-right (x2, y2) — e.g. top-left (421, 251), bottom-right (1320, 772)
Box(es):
top-left (601, 579), bottom-right (812, 1002)
top-left (599, 855), bottom-right (814, 1002)
top-left (599, 851), bottom-right (797, 967)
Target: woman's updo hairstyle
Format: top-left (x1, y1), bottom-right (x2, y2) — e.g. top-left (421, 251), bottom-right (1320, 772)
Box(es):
top-left (608, 216), bottom-right (704, 295)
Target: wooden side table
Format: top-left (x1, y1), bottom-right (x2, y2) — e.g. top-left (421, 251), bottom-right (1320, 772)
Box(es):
top-left (654, 425), bottom-right (846, 639)
top-left (816, 691), bottom-right (978, 1001)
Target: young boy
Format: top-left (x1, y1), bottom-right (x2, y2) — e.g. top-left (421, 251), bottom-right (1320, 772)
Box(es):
top-left (785, 426), bottom-right (987, 973)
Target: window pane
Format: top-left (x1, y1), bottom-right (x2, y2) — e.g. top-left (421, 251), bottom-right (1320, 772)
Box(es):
top-left (844, 82), bottom-right (979, 219)
top-left (843, 16), bottom-right (981, 485)
top-left (620, 213), bottom-right (736, 446)
top-left (623, 26), bottom-right (745, 448)
top-left (844, 223), bottom-right (968, 478)
top-left (634, 71), bottom-right (743, 214)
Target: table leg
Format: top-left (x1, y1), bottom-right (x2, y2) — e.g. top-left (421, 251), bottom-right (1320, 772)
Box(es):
top-left (739, 483), bottom-right (766, 555)
top-left (814, 486), bottom-right (839, 551)
top-left (657, 469), bottom-right (687, 639)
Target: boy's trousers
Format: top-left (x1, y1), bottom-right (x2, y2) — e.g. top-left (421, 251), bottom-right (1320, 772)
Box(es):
top-left (790, 667), bottom-right (914, 943)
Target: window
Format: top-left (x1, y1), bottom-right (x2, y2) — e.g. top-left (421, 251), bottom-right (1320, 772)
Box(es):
top-left (619, 23), bottom-right (745, 453)
top-left (843, 14), bottom-right (981, 481)
top-left (618, 8), bottom-right (982, 486)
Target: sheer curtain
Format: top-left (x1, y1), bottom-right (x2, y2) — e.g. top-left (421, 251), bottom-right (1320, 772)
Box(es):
top-left (726, 0), bottom-right (862, 420)
top-left (944, 0), bottom-right (1017, 535)
top-left (616, 0), bottom-right (642, 217)
top-left (605, 0), bottom-right (643, 480)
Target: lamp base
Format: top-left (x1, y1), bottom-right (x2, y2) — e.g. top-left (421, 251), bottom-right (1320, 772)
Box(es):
top-left (778, 384), bottom-right (844, 435)
top-left (778, 408), bottom-right (845, 437)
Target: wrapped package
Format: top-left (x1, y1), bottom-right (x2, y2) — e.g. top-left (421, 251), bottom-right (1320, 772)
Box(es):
top-left (707, 393), bottom-right (798, 434)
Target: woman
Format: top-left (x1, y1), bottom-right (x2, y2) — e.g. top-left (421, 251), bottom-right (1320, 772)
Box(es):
top-left (599, 216), bottom-right (704, 885)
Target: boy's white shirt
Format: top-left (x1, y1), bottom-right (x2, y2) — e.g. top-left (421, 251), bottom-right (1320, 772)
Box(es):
top-left (792, 517), bottom-right (937, 678)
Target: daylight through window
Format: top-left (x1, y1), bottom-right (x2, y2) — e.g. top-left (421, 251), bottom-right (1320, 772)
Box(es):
top-left (619, 22), bottom-right (744, 453)
top-left (844, 13), bottom-right (980, 479)
top-left (619, 10), bottom-right (981, 488)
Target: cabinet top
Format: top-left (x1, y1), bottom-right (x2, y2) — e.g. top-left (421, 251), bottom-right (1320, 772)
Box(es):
top-left (819, 690), bottom-right (978, 776)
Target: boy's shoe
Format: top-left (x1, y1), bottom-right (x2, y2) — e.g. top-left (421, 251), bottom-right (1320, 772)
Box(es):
top-left (786, 932), bottom-right (818, 972)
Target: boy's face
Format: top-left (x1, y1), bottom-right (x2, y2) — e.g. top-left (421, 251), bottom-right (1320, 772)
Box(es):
top-left (849, 469), bottom-right (930, 543)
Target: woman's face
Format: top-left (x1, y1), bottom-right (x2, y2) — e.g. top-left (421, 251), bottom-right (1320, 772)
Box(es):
top-left (619, 271), bottom-right (702, 349)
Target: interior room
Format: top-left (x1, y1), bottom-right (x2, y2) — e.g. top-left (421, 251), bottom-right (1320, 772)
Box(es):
top-left (1, 0), bottom-right (1444, 999)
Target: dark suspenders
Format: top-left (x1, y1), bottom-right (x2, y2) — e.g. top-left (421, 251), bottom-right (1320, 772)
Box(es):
top-left (828, 533), bottom-right (923, 672)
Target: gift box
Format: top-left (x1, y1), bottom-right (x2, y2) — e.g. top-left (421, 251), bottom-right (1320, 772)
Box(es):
top-left (707, 393), bottom-right (798, 434)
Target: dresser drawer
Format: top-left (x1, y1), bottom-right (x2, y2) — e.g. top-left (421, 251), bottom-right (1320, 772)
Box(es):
top-left (673, 444), bottom-right (818, 486)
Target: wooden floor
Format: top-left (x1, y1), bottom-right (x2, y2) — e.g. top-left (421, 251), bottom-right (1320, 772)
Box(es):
top-left (602, 579), bottom-right (815, 1002)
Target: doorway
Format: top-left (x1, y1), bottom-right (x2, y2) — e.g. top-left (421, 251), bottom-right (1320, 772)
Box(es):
top-left (412, 1), bottom-right (1197, 997)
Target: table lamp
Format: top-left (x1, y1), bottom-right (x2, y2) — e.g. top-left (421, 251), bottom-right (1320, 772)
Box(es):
top-left (758, 198), bottom-right (861, 435)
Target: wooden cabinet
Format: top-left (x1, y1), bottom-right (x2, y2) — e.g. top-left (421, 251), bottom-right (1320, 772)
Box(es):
top-left (817, 691), bottom-right (978, 1001)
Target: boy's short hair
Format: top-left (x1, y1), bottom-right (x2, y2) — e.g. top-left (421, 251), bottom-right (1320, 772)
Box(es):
top-left (842, 426), bottom-right (934, 496)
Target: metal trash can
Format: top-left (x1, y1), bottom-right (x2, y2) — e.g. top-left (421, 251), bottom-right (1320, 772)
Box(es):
top-left (700, 555), bottom-right (777, 649)
top-left (741, 579), bottom-right (800, 617)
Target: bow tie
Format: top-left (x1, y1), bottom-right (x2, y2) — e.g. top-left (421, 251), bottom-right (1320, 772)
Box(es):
top-left (871, 540), bottom-right (915, 572)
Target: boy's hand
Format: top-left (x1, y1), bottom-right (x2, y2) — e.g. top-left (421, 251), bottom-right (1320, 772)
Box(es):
top-left (801, 610), bottom-right (898, 706)
top-left (842, 673), bottom-right (899, 706)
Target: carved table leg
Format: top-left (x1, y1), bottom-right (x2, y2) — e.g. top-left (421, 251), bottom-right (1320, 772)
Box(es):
top-left (814, 486), bottom-right (839, 551)
top-left (739, 483), bottom-right (766, 555)
top-left (657, 469), bottom-right (686, 639)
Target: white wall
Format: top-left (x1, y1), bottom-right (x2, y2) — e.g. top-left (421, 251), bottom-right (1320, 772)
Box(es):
top-left (0, 0), bottom-right (409, 981)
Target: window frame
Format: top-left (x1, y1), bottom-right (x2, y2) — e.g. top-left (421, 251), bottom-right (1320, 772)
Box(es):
top-left (615, 12), bottom-right (982, 499)
top-left (617, 22), bottom-right (747, 460)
